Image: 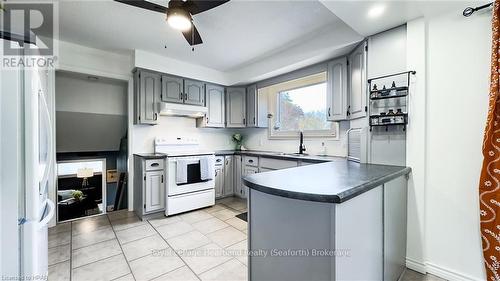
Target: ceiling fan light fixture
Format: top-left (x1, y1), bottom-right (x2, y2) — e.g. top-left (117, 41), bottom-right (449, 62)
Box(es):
top-left (167, 8), bottom-right (192, 31)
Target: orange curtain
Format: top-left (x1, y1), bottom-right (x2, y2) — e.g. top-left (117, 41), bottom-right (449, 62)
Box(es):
top-left (480, 1), bottom-right (500, 280)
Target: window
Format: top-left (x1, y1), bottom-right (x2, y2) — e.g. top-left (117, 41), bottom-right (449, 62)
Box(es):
top-left (265, 72), bottom-right (337, 139)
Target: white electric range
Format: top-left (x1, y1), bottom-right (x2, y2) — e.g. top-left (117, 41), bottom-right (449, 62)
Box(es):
top-left (154, 137), bottom-right (215, 215)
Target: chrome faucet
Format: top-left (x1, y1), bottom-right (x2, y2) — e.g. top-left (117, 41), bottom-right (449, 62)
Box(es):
top-left (299, 131), bottom-right (306, 154)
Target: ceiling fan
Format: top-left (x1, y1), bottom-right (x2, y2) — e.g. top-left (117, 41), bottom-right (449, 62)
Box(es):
top-left (115, 0), bottom-right (229, 46)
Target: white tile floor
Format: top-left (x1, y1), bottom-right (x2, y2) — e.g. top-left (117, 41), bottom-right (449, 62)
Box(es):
top-left (48, 197), bottom-right (444, 281)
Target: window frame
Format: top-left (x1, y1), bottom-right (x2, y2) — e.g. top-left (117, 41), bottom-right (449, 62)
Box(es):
top-left (265, 72), bottom-right (338, 140)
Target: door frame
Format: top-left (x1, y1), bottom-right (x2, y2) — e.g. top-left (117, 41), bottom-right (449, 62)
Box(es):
top-left (55, 158), bottom-right (107, 222)
top-left (49, 65), bottom-right (134, 228)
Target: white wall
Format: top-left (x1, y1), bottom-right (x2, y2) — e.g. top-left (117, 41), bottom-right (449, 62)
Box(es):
top-left (366, 25), bottom-right (408, 166)
top-left (55, 72), bottom-right (127, 115)
top-left (406, 9), bottom-right (490, 280)
top-left (242, 125), bottom-right (349, 156)
top-left (406, 18), bottom-right (427, 273)
top-left (134, 50), bottom-right (229, 85)
top-left (55, 72), bottom-right (128, 153)
top-left (132, 117), bottom-right (236, 153)
top-left (58, 40), bottom-right (133, 80)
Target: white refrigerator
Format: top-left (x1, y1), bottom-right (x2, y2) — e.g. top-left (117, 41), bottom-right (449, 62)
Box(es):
top-left (0, 38), bottom-right (55, 279)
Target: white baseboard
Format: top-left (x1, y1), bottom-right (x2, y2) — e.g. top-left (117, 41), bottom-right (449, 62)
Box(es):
top-left (406, 257), bottom-right (426, 274)
top-left (406, 258), bottom-right (484, 281)
top-left (426, 262), bottom-right (483, 281)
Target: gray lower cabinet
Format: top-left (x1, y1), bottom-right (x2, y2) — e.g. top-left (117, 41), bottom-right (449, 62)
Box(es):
top-left (246, 84), bottom-right (268, 128)
top-left (214, 164), bottom-right (224, 198)
top-left (144, 170), bottom-right (165, 213)
top-left (234, 155), bottom-right (243, 197)
top-left (223, 156), bottom-right (233, 196)
top-left (161, 74), bottom-right (183, 104)
top-left (198, 84), bottom-right (225, 128)
top-left (215, 155), bottom-right (234, 199)
top-left (134, 70), bottom-right (160, 125)
top-left (226, 87), bottom-right (246, 128)
top-left (241, 165), bottom-right (258, 198)
top-left (133, 155), bottom-right (166, 219)
top-left (327, 57), bottom-right (348, 121)
top-left (348, 41), bottom-right (368, 120)
top-left (184, 79), bottom-right (205, 106)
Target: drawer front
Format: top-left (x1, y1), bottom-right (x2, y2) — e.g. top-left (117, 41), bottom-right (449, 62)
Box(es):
top-left (215, 156), bottom-right (224, 166)
top-left (145, 159), bottom-right (164, 171)
top-left (260, 157), bottom-right (298, 170)
top-left (243, 156), bottom-right (259, 167)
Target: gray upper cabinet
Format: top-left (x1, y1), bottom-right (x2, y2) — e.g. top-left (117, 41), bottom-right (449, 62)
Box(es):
top-left (348, 41), bottom-right (368, 120)
top-left (203, 84), bottom-right (225, 128)
top-left (246, 84), bottom-right (268, 128)
top-left (184, 79), bottom-right (205, 106)
top-left (246, 84), bottom-right (257, 127)
top-left (135, 70), bottom-right (160, 125)
top-left (327, 57), bottom-right (348, 121)
top-left (161, 75), bottom-right (183, 104)
top-left (226, 87), bottom-right (246, 128)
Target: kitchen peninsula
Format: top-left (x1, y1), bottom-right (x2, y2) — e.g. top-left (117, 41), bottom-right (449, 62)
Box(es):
top-left (243, 160), bottom-right (411, 281)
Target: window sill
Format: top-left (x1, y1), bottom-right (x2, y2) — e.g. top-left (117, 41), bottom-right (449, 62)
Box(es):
top-left (267, 124), bottom-right (340, 140)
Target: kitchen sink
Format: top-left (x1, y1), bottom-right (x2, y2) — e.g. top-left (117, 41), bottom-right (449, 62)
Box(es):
top-left (284, 153), bottom-right (309, 157)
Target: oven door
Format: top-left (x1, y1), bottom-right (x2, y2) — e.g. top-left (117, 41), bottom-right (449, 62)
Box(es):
top-left (167, 156), bottom-right (215, 196)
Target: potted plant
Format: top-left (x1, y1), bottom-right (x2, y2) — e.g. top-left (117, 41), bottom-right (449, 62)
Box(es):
top-left (232, 133), bottom-right (244, 150)
top-left (71, 190), bottom-right (83, 202)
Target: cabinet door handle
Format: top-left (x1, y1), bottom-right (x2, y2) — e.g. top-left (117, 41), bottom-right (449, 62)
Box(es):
top-left (151, 163), bottom-right (159, 167)
top-left (179, 92), bottom-right (182, 100)
top-left (184, 93), bottom-right (188, 100)
top-left (154, 113), bottom-right (158, 120)
top-left (215, 170), bottom-right (218, 176)
top-left (248, 159), bottom-right (254, 163)
top-left (253, 117), bottom-right (256, 125)
top-left (328, 108), bottom-right (331, 117)
top-left (161, 175), bottom-right (164, 183)
top-left (243, 118), bottom-right (246, 125)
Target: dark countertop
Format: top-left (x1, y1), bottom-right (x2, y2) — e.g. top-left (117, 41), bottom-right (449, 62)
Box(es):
top-left (215, 150), bottom-right (344, 163)
top-left (243, 160), bottom-right (411, 204)
top-left (133, 153), bottom-right (167, 159)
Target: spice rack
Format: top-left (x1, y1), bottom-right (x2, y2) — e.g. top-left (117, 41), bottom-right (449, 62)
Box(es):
top-left (368, 71), bottom-right (415, 131)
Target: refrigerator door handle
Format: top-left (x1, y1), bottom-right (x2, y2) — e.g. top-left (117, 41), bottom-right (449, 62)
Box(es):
top-left (39, 199), bottom-right (55, 227)
top-left (39, 89), bottom-right (53, 192)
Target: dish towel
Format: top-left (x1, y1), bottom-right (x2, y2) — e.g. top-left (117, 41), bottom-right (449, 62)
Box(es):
top-left (200, 155), bottom-right (215, 181)
top-left (176, 159), bottom-right (190, 184)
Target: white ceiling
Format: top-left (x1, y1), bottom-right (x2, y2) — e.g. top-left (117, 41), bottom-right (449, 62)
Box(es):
top-left (55, 0), bottom-right (477, 83)
top-left (58, 0), bottom-right (354, 72)
top-left (319, 0), bottom-right (487, 36)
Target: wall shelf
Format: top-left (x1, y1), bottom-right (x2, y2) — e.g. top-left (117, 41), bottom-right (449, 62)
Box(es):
top-left (368, 71), bottom-right (415, 132)
top-left (369, 113), bottom-right (408, 131)
top-left (369, 86), bottom-right (408, 100)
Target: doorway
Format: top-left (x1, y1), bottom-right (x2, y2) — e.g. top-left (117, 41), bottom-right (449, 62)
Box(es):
top-left (54, 71), bottom-right (129, 222)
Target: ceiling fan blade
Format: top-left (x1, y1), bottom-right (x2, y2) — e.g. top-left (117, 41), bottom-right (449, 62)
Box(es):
top-left (114, 0), bottom-right (167, 13)
top-left (184, 0), bottom-right (229, 15)
top-left (182, 24), bottom-right (203, 46)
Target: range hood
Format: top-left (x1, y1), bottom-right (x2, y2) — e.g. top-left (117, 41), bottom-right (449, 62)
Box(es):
top-left (159, 102), bottom-right (208, 118)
